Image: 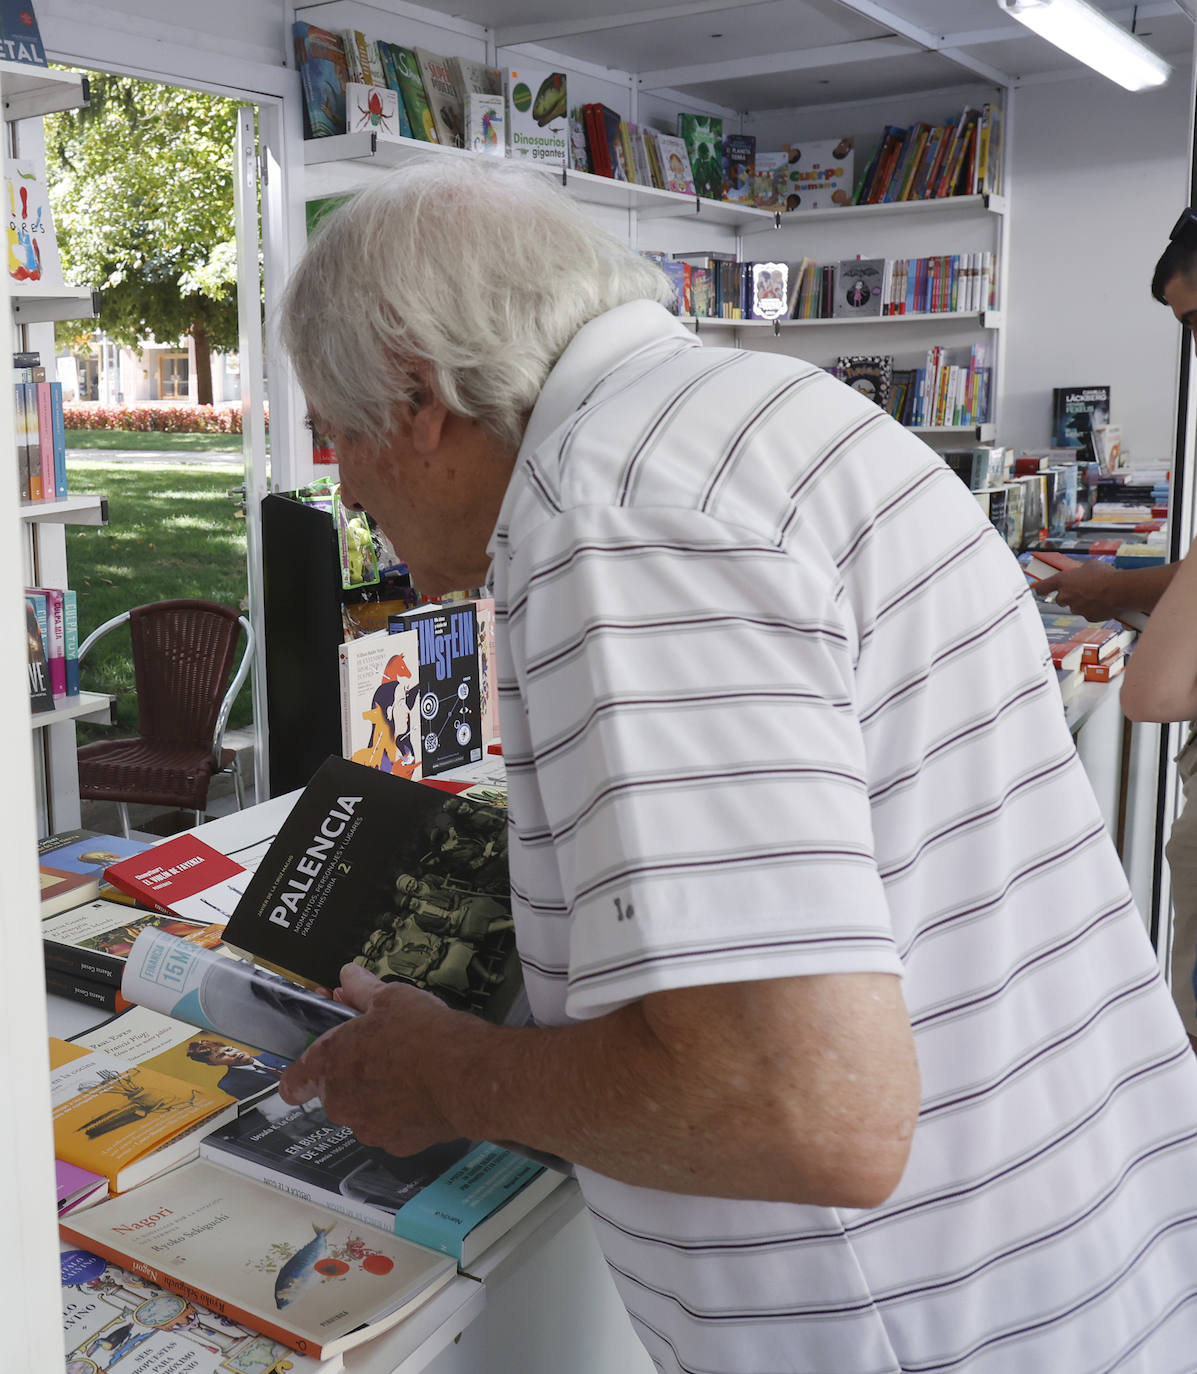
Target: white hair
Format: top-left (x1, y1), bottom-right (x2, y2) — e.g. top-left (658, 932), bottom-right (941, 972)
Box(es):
top-left (279, 156), bottom-right (675, 449)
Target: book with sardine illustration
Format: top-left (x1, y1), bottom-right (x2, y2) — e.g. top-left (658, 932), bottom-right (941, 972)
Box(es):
top-left (59, 1159), bottom-right (456, 1360)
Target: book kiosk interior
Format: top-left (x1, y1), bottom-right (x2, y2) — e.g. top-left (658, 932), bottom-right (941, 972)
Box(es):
top-left (6, 0), bottom-right (1197, 1369)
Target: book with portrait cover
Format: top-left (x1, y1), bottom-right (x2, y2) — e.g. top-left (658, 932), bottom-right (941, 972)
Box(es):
top-left (1052, 385), bottom-right (1110, 450)
top-left (59, 1242), bottom-right (336, 1374)
top-left (201, 1097), bottom-right (564, 1269)
top-left (219, 755), bottom-right (524, 1024)
top-left (387, 601), bottom-right (483, 777)
top-left (59, 1162), bottom-right (456, 1362)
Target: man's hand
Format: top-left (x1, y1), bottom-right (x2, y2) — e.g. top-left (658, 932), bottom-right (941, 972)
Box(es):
top-left (1035, 561), bottom-right (1122, 621)
top-left (279, 964), bottom-right (478, 1155)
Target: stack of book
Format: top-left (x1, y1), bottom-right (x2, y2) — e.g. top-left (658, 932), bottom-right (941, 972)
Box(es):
top-left (853, 103), bottom-right (1004, 204)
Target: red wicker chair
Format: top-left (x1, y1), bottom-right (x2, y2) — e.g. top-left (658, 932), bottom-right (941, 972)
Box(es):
top-left (75, 599), bottom-right (255, 837)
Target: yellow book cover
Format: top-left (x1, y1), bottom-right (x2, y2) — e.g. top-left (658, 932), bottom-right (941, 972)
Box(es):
top-left (49, 1038), bottom-right (235, 1193)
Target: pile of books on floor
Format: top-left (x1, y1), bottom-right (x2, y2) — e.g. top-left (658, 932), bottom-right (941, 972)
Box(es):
top-left (44, 752), bottom-right (569, 1369)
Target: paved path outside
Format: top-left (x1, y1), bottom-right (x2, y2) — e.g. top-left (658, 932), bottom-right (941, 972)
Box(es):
top-left (66, 447), bottom-right (244, 465)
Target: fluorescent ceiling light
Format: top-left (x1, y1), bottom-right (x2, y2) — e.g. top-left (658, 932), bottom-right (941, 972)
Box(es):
top-left (997, 0), bottom-right (1172, 90)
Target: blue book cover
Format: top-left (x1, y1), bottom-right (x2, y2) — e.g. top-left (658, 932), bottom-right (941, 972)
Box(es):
top-left (49, 379), bottom-right (66, 498)
top-left (0, 0), bottom-right (45, 66)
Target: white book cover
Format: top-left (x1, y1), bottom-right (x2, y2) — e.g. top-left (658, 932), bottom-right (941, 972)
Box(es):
top-left (465, 91), bottom-right (505, 156)
top-left (507, 66), bottom-right (568, 165)
top-left (338, 625), bottom-right (422, 780)
top-left (345, 81), bottom-right (404, 141)
top-left (5, 155), bottom-right (61, 284)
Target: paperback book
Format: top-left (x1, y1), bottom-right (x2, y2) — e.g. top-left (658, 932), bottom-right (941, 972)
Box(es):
top-left (833, 258), bottom-right (885, 318)
top-left (201, 1095), bottom-right (565, 1268)
top-left (5, 155), bottom-right (60, 283)
top-left (219, 755), bottom-right (524, 1023)
top-left (59, 1162), bottom-right (456, 1361)
top-left (382, 42), bottom-right (438, 142)
top-left (293, 22), bottom-right (349, 140)
top-left (25, 594), bottom-right (52, 712)
top-left (56, 1161), bottom-right (106, 1215)
top-left (1052, 384), bottom-right (1110, 450)
top-left (677, 113), bottom-right (723, 200)
top-left (103, 833), bottom-right (249, 924)
top-left (388, 601), bottom-right (483, 777)
top-left (37, 829), bottom-right (153, 918)
top-left (48, 1037), bottom-right (236, 1194)
top-left (41, 896), bottom-right (221, 988)
top-left (60, 1242), bottom-right (338, 1374)
top-left (414, 47), bottom-right (464, 147)
top-left (338, 624), bottom-right (422, 779)
top-left (0, 0), bottom-right (46, 65)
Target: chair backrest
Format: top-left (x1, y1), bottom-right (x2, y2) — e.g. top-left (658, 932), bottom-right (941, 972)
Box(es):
top-left (127, 599), bottom-right (246, 752)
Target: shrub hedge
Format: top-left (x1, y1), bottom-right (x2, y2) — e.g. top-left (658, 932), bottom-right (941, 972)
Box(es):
top-left (62, 403), bottom-right (269, 434)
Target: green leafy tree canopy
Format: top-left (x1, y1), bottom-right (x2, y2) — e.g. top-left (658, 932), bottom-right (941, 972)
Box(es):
top-left (46, 75), bottom-right (244, 405)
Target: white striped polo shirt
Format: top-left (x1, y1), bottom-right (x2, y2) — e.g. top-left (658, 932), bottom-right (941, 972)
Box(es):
top-left (487, 301), bottom-right (1197, 1373)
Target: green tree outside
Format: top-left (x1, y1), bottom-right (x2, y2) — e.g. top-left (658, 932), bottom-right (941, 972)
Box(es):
top-left (46, 75), bottom-right (243, 405)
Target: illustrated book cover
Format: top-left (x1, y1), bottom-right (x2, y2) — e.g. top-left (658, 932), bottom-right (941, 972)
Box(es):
top-left (722, 132), bottom-right (755, 202)
top-left (381, 42), bottom-right (438, 142)
top-left (832, 258), bottom-right (885, 318)
top-left (70, 1002), bottom-right (294, 1111)
top-left (773, 137), bottom-right (854, 210)
top-left (219, 755), bottom-right (524, 1023)
top-left (507, 66), bottom-right (568, 165)
top-left (37, 828), bottom-right (154, 917)
top-left (837, 355), bottom-right (894, 411)
top-left (387, 601), bottom-right (483, 776)
top-left (0, 0), bottom-right (46, 65)
top-left (122, 926), bottom-right (359, 1064)
top-left (345, 80), bottom-right (403, 139)
top-left (201, 1095), bottom-right (565, 1269)
top-left (60, 1241), bottom-right (339, 1374)
top-left (4, 156), bottom-right (59, 284)
top-left (338, 624), bottom-right (422, 779)
top-left (103, 833), bottom-right (249, 924)
top-left (25, 594), bottom-right (53, 712)
top-left (42, 897), bottom-right (221, 988)
top-left (677, 113), bottom-right (723, 200)
top-left (293, 22), bottom-right (348, 140)
top-left (655, 132), bottom-right (695, 194)
top-left (465, 90), bottom-right (505, 156)
top-left (414, 48), bottom-right (464, 147)
top-left (49, 1037), bottom-right (236, 1194)
top-left (59, 1162), bottom-right (456, 1361)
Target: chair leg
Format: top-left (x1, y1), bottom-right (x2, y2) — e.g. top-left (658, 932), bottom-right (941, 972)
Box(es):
top-left (116, 803), bottom-right (131, 839)
top-left (194, 809), bottom-right (205, 828)
top-left (230, 755), bottom-right (245, 812)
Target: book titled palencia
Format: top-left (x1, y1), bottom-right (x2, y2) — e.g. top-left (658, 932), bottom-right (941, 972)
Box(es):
top-left (60, 1241), bottom-right (337, 1374)
top-left (219, 755), bottom-right (524, 1024)
top-left (59, 1161), bottom-right (456, 1361)
top-left (103, 833), bottom-right (249, 924)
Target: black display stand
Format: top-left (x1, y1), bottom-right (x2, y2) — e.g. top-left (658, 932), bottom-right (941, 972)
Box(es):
top-left (261, 492), bottom-right (343, 796)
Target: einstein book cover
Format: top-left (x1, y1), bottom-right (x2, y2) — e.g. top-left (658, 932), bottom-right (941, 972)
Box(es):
top-left (219, 755), bottom-right (525, 1025)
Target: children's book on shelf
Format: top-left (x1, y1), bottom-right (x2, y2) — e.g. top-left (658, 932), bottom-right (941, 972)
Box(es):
top-left (201, 1095), bottom-right (565, 1269)
top-left (1052, 385), bottom-right (1110, 449)
top-left (25, 593), bottom-right (53, 712)
top-left (60, 1242), bottom-right (342, 1374)
top-left (0, 0), bottom-right (47, 65)
top-left (832, 258), bottom-right (884, 319)
top-left (508, 66), bottom-right (568, 164)
top-left (5, 155), bottom-right (60, 284)
top-left (293, 22), bottom-right (349, 140)
top-left (42, 897), bottom-right (220, 988)
top-left (56, 1160), bottom-right (107, 1215)
top-left (219, 755), bottom-right (525, 1023)
top-left (387, 601), bottom-right (483, 776)
top-left (122, 926), bottom-right (358, 1064)
top-left (677, 113), bottom-right (723, 200)
top-left (383, 42), bottom-right (438, 142)
top-left (836, 356), bottom-right (893, 411)
top-left (341, 28), bottom-right (385, 87)
top-left (339, 624), bottom-right (423, 779)
top-left (722, 132), bottom-right (755, 202)
top-left (655, 132), bottom-right (695, 194)
top-left (60, 1162), bottom-right (457, 1362)
top-left (103, 834), bottom-right (249, 924)
top-left (414, 48), bottom-right (464, 147)
top-left (70, 1001), bottom-right (295, 1112)
top-left (774, 137), bottom-right (854, 210)
top-left (449, 55), bottom-right (503, 102)
top-left (465, 91), bottom-right (505, 156)
top-left (48, 1036), bottom-right (236, 1194)
top-left (749, 262), bottom-right (789, 321)
top-left (345, 80), bottom-right (403, 139)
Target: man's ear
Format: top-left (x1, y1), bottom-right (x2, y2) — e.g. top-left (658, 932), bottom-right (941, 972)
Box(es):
top-left (410, 389), bottom-right (450, 455)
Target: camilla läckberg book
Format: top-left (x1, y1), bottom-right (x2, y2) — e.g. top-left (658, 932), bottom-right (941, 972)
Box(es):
top-left (214, 756), bottom-right (523, 1023)
top-left (59, 1161), bottom-right (457, 1361)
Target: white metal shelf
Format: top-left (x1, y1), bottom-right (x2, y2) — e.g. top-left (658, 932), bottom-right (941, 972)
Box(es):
top-left (12, 283), bottom-right (99, 324)
top-left (0, 63), bottom-right (88, 122)
top-left (739, 192), bottom-right (1007, 236)
top-left (19, 493), bottom-right (108, 526)
top-left (30, 691), bottom-right (111, 729)
top-left (683, 309), bottom-right (1001, 330)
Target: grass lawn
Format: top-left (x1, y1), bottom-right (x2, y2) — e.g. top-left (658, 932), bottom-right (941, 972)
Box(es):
top-left (65, 429), bottom-right (242, 453)
top-left (66, 455), bottom-right (252, 742)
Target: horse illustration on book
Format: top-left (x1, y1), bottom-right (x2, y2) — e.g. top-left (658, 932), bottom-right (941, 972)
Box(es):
top-left (352, 652), bottom-right (420, 777)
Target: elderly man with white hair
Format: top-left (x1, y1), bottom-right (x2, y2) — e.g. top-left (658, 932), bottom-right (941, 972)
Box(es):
top-left (278, 156), bottom-right (1197, 1374)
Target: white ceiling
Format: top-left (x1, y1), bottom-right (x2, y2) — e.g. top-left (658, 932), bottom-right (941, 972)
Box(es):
top-left (450, 0), bottom-right (1196, 113)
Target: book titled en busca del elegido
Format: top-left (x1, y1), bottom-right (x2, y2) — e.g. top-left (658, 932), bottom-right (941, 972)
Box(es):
top-left (221, 755), bottom-right (525, 1025)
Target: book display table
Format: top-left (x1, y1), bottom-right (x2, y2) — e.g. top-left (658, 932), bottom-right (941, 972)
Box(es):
top-left (48, 792), bottom-right (653, 1374)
